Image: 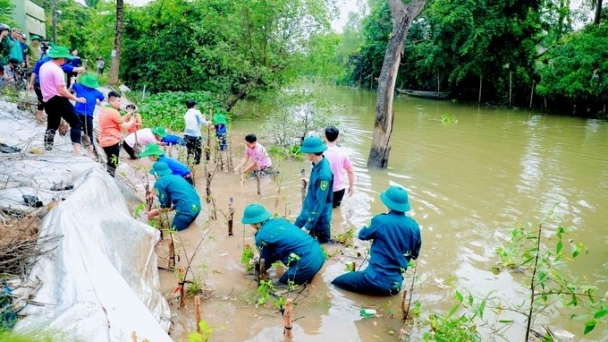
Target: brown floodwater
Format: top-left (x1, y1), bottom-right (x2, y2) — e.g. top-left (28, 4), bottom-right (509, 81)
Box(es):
top-left (143, 86), bottom-right (608, 342)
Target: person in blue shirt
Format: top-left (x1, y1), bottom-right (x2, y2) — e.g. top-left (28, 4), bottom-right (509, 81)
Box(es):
top-left (332, 186), bottom-right (422, 296)
top-left (211, 111), bottom-right (228, 151)
top-left (161, 134), bottom-right (186, 147)
top-left (139, 143), bottom-right (194, 185)
top-left (70, 74), bottom-right (104, 157)
top-left (241, 203), bottom-right (325, 285)
top-left (294, 136), bottom-right (334, 243)
top-left (146, 162), bottom-right (201, 231)
top-left (66, 49), bottom-right (82, 88)
top-left (29, 56), bottom-right (84, 122)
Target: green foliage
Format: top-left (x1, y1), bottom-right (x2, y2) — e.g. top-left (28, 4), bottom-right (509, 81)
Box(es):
top-left (536, 24), bottom-right (608, 113)
top-left (138, 91), bottom-right (222, 131)
top-left (241, 245), bottom-right (255, 272)
top-left (256, 279), bottom-right (276, 306)
top-left (187, 320), bottom-right (214, 342)
top-left (0, 0), bottom-right (14, 25)
top-left (333, 229), bottom-right (354, 247)
top-left (423, 292), bottom-right (483, 342)
top-left (440, 113), bottom-right (458, 124)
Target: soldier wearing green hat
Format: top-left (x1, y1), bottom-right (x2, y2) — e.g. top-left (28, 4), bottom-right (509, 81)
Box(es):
top-left (146, 162), bottom-right (201, 231)
top-left (332, 185), bottom-right (422, 296)
top-left (28, 35), bottom-right (41, 67)
top-left (241, 203), bottom-right (325, 285)
top-left (139, 143), bottom-right (194, 185)
top-left (294, 136), bottom-right (334, 243)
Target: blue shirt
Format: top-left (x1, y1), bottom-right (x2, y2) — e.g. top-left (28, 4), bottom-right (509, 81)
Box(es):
top-left (256, 218), bottom-right (325, 270)
top-left (360, 210), bottom-right (422, 279)
top-left (20, 42), bottom-right (28, 61)
top-left (295, 157), bottom-right (333, 231)
top-left (72, 83), bottom-right (104, 116)
top-left (158, 155), bottom-right (191, 177)
top-left (32, 57), bottom-right (75, 84)
top-left (161, 134), bottom-right (186, 146)
top-left (154, 174), bottom-right (201, 217)
top-left (70, 56), bottom-right (82, 68)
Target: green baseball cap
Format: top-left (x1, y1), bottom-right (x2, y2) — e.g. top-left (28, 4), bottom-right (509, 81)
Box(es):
top-left (138, 143), bottom-right (165, 158)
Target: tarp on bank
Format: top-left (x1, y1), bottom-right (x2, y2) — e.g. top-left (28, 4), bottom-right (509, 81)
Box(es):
top-left (0, 99), bottom-right (171, 341)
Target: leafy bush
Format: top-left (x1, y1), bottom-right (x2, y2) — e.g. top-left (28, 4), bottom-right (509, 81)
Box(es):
top-left (138, 91), bottom-right (225, 131)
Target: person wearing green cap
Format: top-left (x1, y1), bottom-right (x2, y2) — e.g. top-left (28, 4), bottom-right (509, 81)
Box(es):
top-left (331, 186), bottom-right (422, 296)
top-left (123, 126), bottom-right (166, 160)
top-left (294, 136), bottom-right (334, 243)
top-left (139, 143), bottom-right (194, 185)
top-left (146, 161), bottom-right (201, 231)
top-left (28, 35), bottom-right (40, 67)
top-left (70, 74), bottom-right (105, 157)
top-left (241, 203), bottom-right (325, 285)
top-left (39, 45), bottom-right (87, 156)
top-left (211, 111), bottom-right (228, 151)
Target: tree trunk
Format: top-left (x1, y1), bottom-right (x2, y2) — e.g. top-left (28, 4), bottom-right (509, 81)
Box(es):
top-left (594, 0), bottom-right (603, 25)
top-left (108, 0), bottom-right (124, 87)
top-left (367, 0), bottom-right (427, 169)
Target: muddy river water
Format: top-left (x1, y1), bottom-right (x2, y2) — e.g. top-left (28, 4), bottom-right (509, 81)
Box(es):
top-left (149, 86), bottom-right (608, 341)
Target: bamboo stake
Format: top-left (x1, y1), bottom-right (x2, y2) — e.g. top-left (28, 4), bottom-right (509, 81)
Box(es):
top-left (509, 71), bottom-right (512, 107)
top-left (210, 196), bottom-right (217, 221)
top-left (401, 290), bottom-right (408, 321)
top-left (206, 171), bottom-right (212, 203)
top-left (195, 295), bottom-right (202, 333)
top-left (256, 169), bottom-right (261, 195)
top-left (284, 298), bottom-right (294, 340)
top-left (205, 109), bottom-right (212, 161)
top-left (300, 169), bottom-right (306, 205)
top-left (168, 233), bottom-right (176, 268)
top-left (228, 197), bottom-right (234, 236)
top-left (351, 261), bottom-right (356, 272)
top-left (478, 74), bottom-right (483, 103)
top-left (258, 258), bottom-right (265, 286)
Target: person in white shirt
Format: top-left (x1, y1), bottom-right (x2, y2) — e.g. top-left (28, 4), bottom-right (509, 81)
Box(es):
top-left (122, 126), bottom-right (166, 159)
top-left (183, 99), bottom-right (210, 165)
top-left (323, 126), bottom-right (355, 208)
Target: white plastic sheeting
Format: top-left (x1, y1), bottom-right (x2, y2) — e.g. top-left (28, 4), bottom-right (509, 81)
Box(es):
top-left (1, 100), bottom-right (172, 341)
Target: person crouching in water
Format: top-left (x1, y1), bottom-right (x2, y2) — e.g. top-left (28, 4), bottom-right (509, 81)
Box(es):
top-left (139, 143), bottom-right (194, 185)
top-left (146, 162), bottom-right (201, 231)
top-left (331, 186), bottom-right (421, 296)
top-left (241, 203), bottom-right (325, 285)
top-left (295, 136), bottom-right (333, 243)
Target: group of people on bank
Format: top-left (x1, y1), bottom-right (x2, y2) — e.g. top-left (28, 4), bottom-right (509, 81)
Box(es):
top-left (24, 41), bottom-right (421, 297)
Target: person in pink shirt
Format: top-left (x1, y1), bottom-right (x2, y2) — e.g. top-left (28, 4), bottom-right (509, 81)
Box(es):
top-left (233, 134), bottom-right (273, 175)
top-left (39, 46), bottom-right (86, 155)
top-left (323, 126), bottom-right (355, 208)
top-left (122, 126), bottom-right (166, 159)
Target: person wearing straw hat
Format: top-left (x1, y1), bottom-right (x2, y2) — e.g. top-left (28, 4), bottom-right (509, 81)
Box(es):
top-left (294, 136), bottom-right (334, 243)
top-left (38, 46), bottom-right (87, 156)
top-left (139, 143), bottom-right (194, 185)
top-left (123, 126), bottom-right (166, 160)
top-left (146, 161), bottom-right (201, 231)
top-left (70, 73), bottom-right (105, 158)
top-left (331, 186), bottom-right (422, 296)
top-left (241, 203), bottom-right (325, 285)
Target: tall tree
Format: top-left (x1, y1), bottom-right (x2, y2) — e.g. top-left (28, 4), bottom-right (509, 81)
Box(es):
top-left (367, 0), bottom-right (427, 169)
top-left (108, 0), bottom-right (123, 86)
top-left (591, 0), bottom-right (604, 24)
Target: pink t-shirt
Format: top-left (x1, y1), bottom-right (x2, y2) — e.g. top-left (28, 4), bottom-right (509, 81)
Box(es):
top-left (324, 144), bottom-right (352, 192)
top-left (124, 128), bottom-right (158, 147)
top-left (245, 143), bottom-right (271, 168)
top-left (39, 61), bottom-right (65, 102)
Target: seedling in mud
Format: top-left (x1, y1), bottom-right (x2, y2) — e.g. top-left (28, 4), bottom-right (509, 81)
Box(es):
top-left (333, 229), bottom-right (355, 247)
top-left (257, 279), bottom-right (276, 306)
top-left (241, 244), bottom-right (255, 272)
top-left (187, 319), bottom-right (214, 342)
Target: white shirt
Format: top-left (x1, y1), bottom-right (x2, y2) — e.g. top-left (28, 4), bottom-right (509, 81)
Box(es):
top-left (183, 108), bottom-right (208, 137)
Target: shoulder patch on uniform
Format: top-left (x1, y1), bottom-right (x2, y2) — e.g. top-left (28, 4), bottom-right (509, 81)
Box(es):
top-left (320, 180), bottom-right (328, 191)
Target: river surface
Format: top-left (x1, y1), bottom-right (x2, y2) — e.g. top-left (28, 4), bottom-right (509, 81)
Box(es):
top-left (154, 86), bottom-right (608, 341)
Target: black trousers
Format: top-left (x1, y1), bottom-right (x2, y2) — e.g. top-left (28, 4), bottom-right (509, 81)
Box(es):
top-left (34, 84), bottom-right (44, 111)
top-left (102, 143), bottom-right (120, 177)
top-left (77, 114), bottom-right (95, 147)
top-left (122, 141), bottom-right (137, 159)
top-left (333, 188), bottom-right (346, 208)
top-left (44, 96), bottom-right (82, 150)
top-left (184, 135), bottom-right (202, 165)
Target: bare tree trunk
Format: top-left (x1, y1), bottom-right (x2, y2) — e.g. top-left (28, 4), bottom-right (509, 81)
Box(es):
top-left (594, 0), bottom-right (603, 25)
top-left (367, 0), bottom-right (427, 169)
top-left (108, 0), bottom-right (124, 87)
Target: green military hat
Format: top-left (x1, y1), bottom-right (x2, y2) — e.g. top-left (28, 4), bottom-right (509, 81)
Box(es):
top-left (149, 161), bottom-right (172, 177)
top-left (379, 186), bottom-right (411, 212)
top-left (139, 143), bottom-right (165, 158)
top-left (79, 74), bottom-right (100, 88)
top-left (47, 46), bottom-right (73, 59)
top-left (241, 203), bottom-right (272, 225)
top-left (151, 126), bottom-right (168, 138)
top-left (300, 136), bottom-right (327, 154)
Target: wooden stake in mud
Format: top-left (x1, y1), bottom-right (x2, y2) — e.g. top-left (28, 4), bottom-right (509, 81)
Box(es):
top-left (227, 135), bottom-right (233, 171)
top-left (205, 171), bottom-right (212, 203)
top-left (195, 295), bottom-right (202, 332)
top-left (258, 258), bottom-right (266, 286)
top-left (228, 197), bottom-right (234, 236)
top-left (401, 290), bottom-right (408, 321)
top-left (205, 109), bottom-right (212, 161)
top-left (300, 169), bottom-right (306, 205)
top-left (256, 169), bottom-right (261, 195)
top-left (210, 196), bottom-right (217, 220)
top-left (168, 233), bottom-right (176, 268)
top-left (283, 298), bottom-right (294, 340)
top-left (190, 165), bottom-right (197, 187)
top-left (351, 261), bottom-right (356, 272)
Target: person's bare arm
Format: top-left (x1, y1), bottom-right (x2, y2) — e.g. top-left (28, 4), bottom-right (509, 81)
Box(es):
top-left (57, 86), bottom-right (85, 103)
top-left (28, 72), bottom-right (36, 91)
top-left (234, 155), bottom-right (250, 173)
top-left (346, 166), bottom-right (355, 196)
